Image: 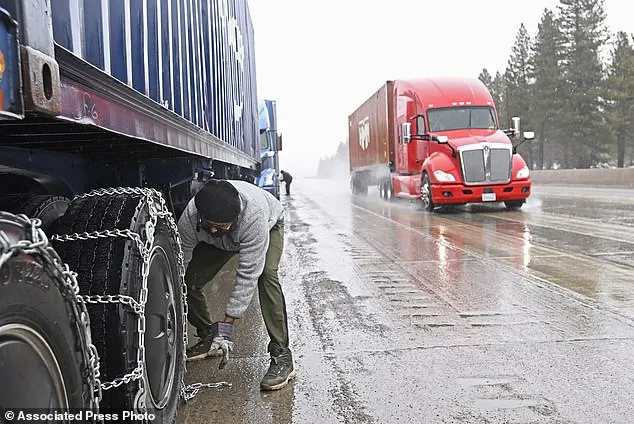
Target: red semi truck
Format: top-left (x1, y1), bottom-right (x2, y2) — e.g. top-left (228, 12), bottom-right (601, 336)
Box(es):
top-left (348, 78), bottom-right (535, 210)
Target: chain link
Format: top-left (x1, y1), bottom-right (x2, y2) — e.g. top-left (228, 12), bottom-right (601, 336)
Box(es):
top-left (51, 187), bottom-right (185, 418)
top-left (181, 382), bottom-right (232, 402)
top-left (0, 214), bottom-right (103, 415)
top-left (51, 187), bottom-right (224, 412)
top-left (4, 187), bottom-right (228, 423)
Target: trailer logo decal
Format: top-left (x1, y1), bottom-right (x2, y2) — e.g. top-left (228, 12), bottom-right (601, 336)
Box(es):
top-left (358, 117), bottom-right (370, 150)
top-left (219, 0), bottom-right (245, 123)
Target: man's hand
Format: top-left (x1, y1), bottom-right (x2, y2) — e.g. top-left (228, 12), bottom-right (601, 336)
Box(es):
top-left (209, 322), bottom-right (234, 369)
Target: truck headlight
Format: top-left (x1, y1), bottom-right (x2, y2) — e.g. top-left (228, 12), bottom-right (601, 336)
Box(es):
top-left (433, 170), bottom-right (456, 182)
top-left (516, 166), bottom-right (530, 179)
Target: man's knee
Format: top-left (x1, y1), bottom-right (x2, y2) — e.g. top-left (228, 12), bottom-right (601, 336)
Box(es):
top-left (185, 280), bottom-right (206, 298)
top-left (259, 267), bottom-right (279, 287)
top-left (185, 267), bottom-right (212, 289)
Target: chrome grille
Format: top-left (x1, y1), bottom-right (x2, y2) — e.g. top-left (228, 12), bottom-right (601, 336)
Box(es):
top-left (460, 145), bottom-right (512, 185)
top-left (462, 150), bottom-right (485, 183)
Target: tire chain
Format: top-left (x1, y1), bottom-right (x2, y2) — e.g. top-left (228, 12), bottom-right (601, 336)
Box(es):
top-left (50, 187), bottom-right (229, 420)
top-left (0, 213), bottom-right (103, 416)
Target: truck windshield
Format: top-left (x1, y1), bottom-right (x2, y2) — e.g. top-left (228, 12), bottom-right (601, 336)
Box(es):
top-left (427, 106), bottom-right (497, 132)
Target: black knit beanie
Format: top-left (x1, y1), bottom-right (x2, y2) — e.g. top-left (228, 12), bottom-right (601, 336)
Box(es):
top-left (194, 179), bottom-right (241, 222)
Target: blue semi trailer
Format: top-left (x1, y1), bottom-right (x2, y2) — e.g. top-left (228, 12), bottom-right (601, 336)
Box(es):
top-left (257, 99), bottom-right (282, 199)
top-left (0, 0), bottom-right (260, 421)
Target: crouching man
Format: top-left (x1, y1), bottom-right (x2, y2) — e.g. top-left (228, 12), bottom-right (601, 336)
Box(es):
top-left (177, 179), bottom-right (295, 390)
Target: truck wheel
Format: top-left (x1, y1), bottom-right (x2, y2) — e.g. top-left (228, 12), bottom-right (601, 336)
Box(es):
top-left (357, 181), bottom-right (368, 196)
top-left (351, 175), bottom-right (367, 196)
top-left (386, 179), bottom-right (393, 201)
top-left (0, 212), bottom-right (96, 411)
top-left (380, 179), bottom-right (393, 202)
top-left (51, 189), bottom-right (186, 422)
top-left (504, 200), bottom-right (525, 210)
top-left (0, 194), bottom-right (70, 231)
top-left (421, 173), bottom-right (435, 211)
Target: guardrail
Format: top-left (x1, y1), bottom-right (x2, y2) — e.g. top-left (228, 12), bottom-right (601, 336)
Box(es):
top-left (530, 168), bottom-right (634, 188)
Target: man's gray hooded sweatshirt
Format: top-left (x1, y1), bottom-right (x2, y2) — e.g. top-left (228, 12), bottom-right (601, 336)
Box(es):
top-left (177, 180), bottom-right (285, 318)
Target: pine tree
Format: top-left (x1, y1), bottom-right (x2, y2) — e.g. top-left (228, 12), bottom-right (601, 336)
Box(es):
top-left (335, 139), bottom-right (348, 159)
top-left (478, 68), bottom-right (493, 88)
top-left (532, 8), bottom-right (567, 169)
top-left (504, 23), bottom-right (535, 167)
top-left (558, 0), bottom-right (610, 168)
top-left (478, 68), bottom-right (504, 125)
top-left (606, 32), bottom-right (634, 167)
top-left (491, 72), bottom-right (507, 129)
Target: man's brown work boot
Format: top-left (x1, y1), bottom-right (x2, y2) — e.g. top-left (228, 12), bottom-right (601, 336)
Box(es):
top-left (260, 345), bottom-right (296, 390)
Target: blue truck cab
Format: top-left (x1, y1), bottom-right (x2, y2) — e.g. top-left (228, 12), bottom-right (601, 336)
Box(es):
top-left (257, 99), bottom-right (282, 199)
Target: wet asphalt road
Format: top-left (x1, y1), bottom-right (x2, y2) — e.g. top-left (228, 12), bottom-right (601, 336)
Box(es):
top-left (177, 181), bottom-right (634, 424)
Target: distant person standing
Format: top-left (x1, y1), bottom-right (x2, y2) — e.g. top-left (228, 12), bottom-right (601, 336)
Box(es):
top-left (280, 170), bottom-right (293, 196)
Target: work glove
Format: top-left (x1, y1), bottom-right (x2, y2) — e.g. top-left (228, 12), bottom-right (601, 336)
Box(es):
top-left (208, 322), bottom-right (234, 369)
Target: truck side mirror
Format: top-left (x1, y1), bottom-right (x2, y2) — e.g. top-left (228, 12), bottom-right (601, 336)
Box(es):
top-left (415, 115), bottom-right (426, 136)
top-left (512, 130), bottom-right (535, 154)
top-left (277, 134), bottom-right (283, 151)
top-left (431, 135), bottom-right (449, 144)
top-left (403, 123), bottom-right (412, 143)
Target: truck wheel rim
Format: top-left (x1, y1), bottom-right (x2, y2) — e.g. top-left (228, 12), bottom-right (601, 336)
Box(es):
top-left (144, 245), bottom-right (177, 409)
top-left (422, 179), bottom-right (431, 208)
top-left (0, 323), bottom-right (69, 409)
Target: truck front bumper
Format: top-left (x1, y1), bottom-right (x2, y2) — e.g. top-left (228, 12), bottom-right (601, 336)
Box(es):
top-left (430, 180), bottom-right (531, 205)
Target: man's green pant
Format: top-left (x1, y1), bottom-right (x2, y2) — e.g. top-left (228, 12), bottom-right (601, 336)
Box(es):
top-left (185, 222), bottom-right (289, 350)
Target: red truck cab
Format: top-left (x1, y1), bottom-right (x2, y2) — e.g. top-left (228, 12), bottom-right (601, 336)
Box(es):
top-left (348, 77), bottom-right (534, 210)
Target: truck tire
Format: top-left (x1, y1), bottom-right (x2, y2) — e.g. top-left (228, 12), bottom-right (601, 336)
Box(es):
top-left (0, 212), bottom-right (95, 411)
top-left (350, 174), bottom-right (368, 196)
top-left (421, 173), bottom-right (435, 211)
top-left (351, 177), bottom-right (358, 195)
top-left (504, 200), bottom-right (525, 210)
top-left (379, 179), bottom-right (393, 202)
top-left (0, 194), bottom-right (70, 231)
top-left (52, 189), bottom-right (185, 423)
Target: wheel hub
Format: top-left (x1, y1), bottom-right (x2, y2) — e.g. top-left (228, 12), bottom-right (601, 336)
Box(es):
top-left (144, 245), bottom-right (177, 409)
top-left (422, 181), bottom-right (431, 207)
top-left (0, 323), bottom-right (68, 409)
